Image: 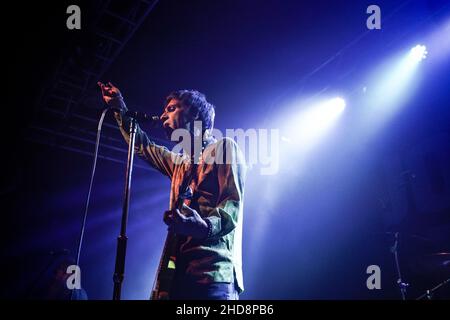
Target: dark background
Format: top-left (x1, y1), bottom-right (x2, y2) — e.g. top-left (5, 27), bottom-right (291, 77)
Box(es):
top-left (2, 0), bottom-right (450, 299)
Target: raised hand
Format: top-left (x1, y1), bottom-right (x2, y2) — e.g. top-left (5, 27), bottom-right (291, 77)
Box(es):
top-left (97, 81), bottom-right (122, 105)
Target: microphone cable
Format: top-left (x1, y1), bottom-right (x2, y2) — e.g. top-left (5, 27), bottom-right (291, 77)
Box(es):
top-left (71, 107), bottom-right (110, 300)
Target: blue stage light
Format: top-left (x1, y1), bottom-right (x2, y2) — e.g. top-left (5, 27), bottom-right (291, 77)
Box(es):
top-left (409, 44), bottom-right (428, 62)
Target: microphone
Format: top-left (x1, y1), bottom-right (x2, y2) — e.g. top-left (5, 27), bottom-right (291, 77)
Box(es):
top-left (110, 106), bottom-right (161, 125)
top-left (124, 110), bottom-right (161, 124)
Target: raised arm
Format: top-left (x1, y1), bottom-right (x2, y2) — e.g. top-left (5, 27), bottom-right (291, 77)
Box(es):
top-left (98, 82), bottom-right (181, 178)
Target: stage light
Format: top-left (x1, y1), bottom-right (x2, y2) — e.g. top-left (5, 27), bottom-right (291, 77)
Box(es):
top-left (365, 44), bottom-right (427, 113)
top-left (283, 96), bottom-right (346, 151)
top-left (328, 97), bottom-right (346, 114)
top-left (409, 44), bottom-right (428, 62)
top-left (359, 43), bottom-right (428, 139)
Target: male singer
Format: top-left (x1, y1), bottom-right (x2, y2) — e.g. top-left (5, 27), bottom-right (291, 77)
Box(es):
top-left (99, 82), bottom-right (246, 300)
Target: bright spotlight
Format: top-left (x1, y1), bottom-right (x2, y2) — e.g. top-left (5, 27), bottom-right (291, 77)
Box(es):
top-left (278, 96), bottom-right (346, 176)
top-left (328, 97), bottom-right (346, 114)
top-left (360, 44), bottom-right (427, 139)
top-left (284, 97), bottom-right (346, 149)
top-left (409, 44), bottom-right (428, 62)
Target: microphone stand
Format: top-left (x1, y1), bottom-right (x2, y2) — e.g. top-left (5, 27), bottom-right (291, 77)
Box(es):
top-left (391, 232), bottom-right (409, 300)
top-left (416, 277), bottom-right (450, 300)
top-left (112, 116), bottom-right (137, 300)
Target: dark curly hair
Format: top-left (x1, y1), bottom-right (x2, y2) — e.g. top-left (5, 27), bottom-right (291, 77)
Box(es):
top-left (166, 90), bottom-right (215, 131)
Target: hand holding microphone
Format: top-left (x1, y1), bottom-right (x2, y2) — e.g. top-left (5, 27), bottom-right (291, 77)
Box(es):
top-left (98, 81), bottom-right (123, 105)
top-left (97, 81), bottom-right (160, 125)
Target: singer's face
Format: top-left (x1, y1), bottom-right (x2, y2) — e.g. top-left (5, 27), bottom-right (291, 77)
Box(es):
top-left (160, 98), bottom-right (187, 136)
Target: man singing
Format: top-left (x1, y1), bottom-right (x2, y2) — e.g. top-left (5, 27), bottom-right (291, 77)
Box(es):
top-left (99, 82), bottom-right (246, 300)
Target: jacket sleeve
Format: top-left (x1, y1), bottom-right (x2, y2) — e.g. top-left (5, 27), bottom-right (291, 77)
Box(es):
top-left (204, 138), bottom-right (246, 240)
top-left (111, 97), bottom-right (181, 178)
